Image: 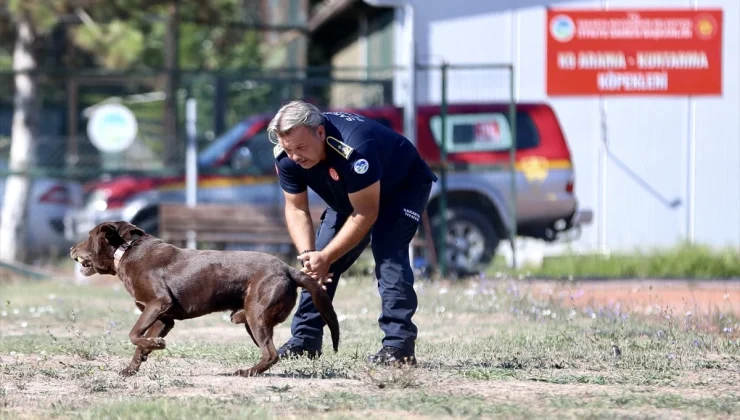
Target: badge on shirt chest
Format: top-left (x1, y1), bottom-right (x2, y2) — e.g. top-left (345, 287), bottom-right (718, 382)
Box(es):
top-left (329, 167), bottom-right (340, 181)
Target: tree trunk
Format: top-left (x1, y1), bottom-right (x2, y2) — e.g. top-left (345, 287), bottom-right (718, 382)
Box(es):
top-left (0, 18), bottom-right (39, 263)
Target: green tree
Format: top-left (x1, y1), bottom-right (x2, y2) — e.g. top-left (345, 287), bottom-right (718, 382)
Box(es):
top-left (0, 1), bottom-right (62, 263)
top-left (0, 0), bottom-right (269, 263)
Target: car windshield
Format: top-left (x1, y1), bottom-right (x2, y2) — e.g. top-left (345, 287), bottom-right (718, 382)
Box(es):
top-left (197, 120), bottom-right (253, 167)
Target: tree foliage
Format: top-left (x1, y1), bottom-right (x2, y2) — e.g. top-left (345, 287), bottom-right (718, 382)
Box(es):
top-left (0, 0), bottom-right (275, 263)
top-left (0, 0), bottom-right (267, 70)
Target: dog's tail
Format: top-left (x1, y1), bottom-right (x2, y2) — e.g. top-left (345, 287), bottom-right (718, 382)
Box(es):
top-left (287, 267), bottom-right (340, 353)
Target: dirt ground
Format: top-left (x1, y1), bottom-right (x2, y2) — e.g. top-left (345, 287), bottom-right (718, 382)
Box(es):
top-left (55, 272), bottom-right (740, 319)
top-left (2, 274), bottom-right (739, 418)
top-left (528, 279), bottom-right (740, 316)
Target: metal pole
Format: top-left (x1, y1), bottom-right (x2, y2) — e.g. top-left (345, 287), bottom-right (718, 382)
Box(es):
top-left (599, 0), bottom-right (609, 255)
top-left (404, 2), bottom-right (416, 147)
top-left (686, 0), bottom-right (698, 243)
top-left (687, 97), bottom-right (696, 243)
top-left (438, 62), bottom-right (448, 278)
top-left (508, 65), bottom-right (518, 270)
top-left (598, 98), bottom-right (608, 254)
top-left (185, 98), bottom-right (197, 249)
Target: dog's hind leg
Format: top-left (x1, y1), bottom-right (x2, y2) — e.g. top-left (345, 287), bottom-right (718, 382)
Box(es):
top-left (234, 309), bottom-right (278, 377)
top-left (120, 318), bottom-right (174, 377)
top-left (230, 308), bottom-right (258, 347)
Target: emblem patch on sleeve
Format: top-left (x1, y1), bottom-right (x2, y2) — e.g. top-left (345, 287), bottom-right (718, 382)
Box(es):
top-left (353, 158), bottom-right (369, 174)
top-left (326, 136), bottom-right (354, 159)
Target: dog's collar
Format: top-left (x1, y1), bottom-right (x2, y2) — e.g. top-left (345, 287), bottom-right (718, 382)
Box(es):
top-left (113, 241), bottom-right (134, 271)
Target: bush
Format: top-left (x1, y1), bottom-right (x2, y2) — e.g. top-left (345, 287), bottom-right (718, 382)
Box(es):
top-left (512, 242), bottom-right (740, 279)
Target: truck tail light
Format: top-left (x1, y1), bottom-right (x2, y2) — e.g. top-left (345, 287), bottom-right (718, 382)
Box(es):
top-left (566, 178), bottom-right (574, 194)
top-left (39, 184), bottom-right (71, 205)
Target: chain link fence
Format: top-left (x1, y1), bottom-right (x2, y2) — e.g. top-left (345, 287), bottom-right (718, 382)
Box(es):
top-left (414, 63), bottom-right (518, 275)
top-left (0, 67), bottom-right (397, 179)
top-left (0, 66), bottom-right (399, 265)
top-left (0, 63), bottom-right (530, 278)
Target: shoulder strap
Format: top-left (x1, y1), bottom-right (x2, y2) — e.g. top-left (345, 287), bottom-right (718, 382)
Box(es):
top-left (326, 136), bottom-right (354, 159)
top-left (273, 144), bottom-right (286, 159)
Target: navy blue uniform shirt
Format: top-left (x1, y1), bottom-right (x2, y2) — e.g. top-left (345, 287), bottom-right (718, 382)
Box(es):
top-left (274, 112), bottom-right (438, 216)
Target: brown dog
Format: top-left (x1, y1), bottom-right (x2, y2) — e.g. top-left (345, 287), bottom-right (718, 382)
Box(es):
top-left (69, 220), bottom-right (339, 377)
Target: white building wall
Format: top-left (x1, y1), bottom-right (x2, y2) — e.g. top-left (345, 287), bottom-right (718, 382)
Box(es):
top-left (392, 0), bottom-right (740, 254)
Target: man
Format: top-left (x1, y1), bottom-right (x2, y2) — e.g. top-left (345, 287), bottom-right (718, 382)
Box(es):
top-left (269, 100), bottom-right (438, 366)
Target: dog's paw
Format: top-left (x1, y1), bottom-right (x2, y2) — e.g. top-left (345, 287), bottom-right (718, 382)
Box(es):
top-left (119, 367), bottom-right (138, 377)
top-left (146, 337), bottom-right (167, 349)
top-left (233, 368), bottom-right (257, 378)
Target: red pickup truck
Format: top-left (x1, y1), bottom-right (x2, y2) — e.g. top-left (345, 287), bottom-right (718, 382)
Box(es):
top-left (65, 102), bottom-right (592, 275)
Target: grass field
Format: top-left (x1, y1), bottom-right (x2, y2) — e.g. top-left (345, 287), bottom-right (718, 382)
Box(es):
top-left (1, 273), bottom-right (739, 419)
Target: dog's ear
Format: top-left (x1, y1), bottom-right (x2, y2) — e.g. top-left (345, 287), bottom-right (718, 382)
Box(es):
top-left (114, 221), bottom-right (145, 242)
top-left (99, 223), bottom-right (124, 248)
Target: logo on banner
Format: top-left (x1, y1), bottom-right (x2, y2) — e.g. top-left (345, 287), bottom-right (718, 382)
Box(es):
top-left (695, 15), bottom-right (718, 40)
top-left (545, 9), bottom-right (723, 96)
top-left (550, 14), bottom-right (576, 43)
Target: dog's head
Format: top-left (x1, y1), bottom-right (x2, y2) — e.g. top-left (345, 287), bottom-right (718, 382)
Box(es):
top-left (70, 221), bottom-right (145, 276)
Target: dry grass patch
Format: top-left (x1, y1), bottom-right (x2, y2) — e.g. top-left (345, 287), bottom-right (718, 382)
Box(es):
top-left (1, 275), bottom-right (738, 419)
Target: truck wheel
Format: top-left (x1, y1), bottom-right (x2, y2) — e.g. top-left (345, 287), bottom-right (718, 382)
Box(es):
top-left (430, 207), bottom-right (500, 277)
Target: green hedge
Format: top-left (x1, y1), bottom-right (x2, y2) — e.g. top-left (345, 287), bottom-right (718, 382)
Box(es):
top-left (512, 242), bottom-right (740, 279)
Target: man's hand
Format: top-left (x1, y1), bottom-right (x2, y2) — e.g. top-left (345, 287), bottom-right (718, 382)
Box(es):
top-left (297, 251), bottom-right (334, 289)
top-left (298, 250), bottom-right (331, 277)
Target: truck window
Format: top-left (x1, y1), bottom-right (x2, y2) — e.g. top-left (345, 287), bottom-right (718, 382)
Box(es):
top-left (429, 112), bottom-right (539, 153)
top-left (240, 129), bottom-right (277, 175)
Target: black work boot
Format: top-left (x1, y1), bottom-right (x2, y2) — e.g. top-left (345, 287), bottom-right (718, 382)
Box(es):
top-left (367, 346), bottom-right (417, 366)
top-left (277, 342), bottom-right (321, 360)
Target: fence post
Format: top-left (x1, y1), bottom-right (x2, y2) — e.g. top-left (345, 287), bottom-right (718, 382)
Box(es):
top-left (508, 64), bottom-right (518, 270)
top-left (598, 97), bottom-right (608, 254)
top-left (686, 96), bottom-right (697, 243)
top-left (185, 97), bottom-right (198, 250)
top-left (438, 62), bottom-right (449, 278)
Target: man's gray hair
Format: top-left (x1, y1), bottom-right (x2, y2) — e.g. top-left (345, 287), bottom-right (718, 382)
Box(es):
top-left (267, 100), bottom-right (324, 144)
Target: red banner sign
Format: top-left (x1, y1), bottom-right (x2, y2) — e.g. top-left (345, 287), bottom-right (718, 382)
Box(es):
top-left (546, 9), bottom-right (723, 96)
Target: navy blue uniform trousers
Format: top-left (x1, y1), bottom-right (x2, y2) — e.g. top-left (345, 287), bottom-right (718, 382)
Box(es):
top-left (288, 179), bottom-right (433, 354)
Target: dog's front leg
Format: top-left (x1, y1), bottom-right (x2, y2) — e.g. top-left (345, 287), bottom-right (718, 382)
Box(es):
top-left (120, 318), bottom-right (175, 377)
top-left (120, 299), bottom-right (172, 377)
